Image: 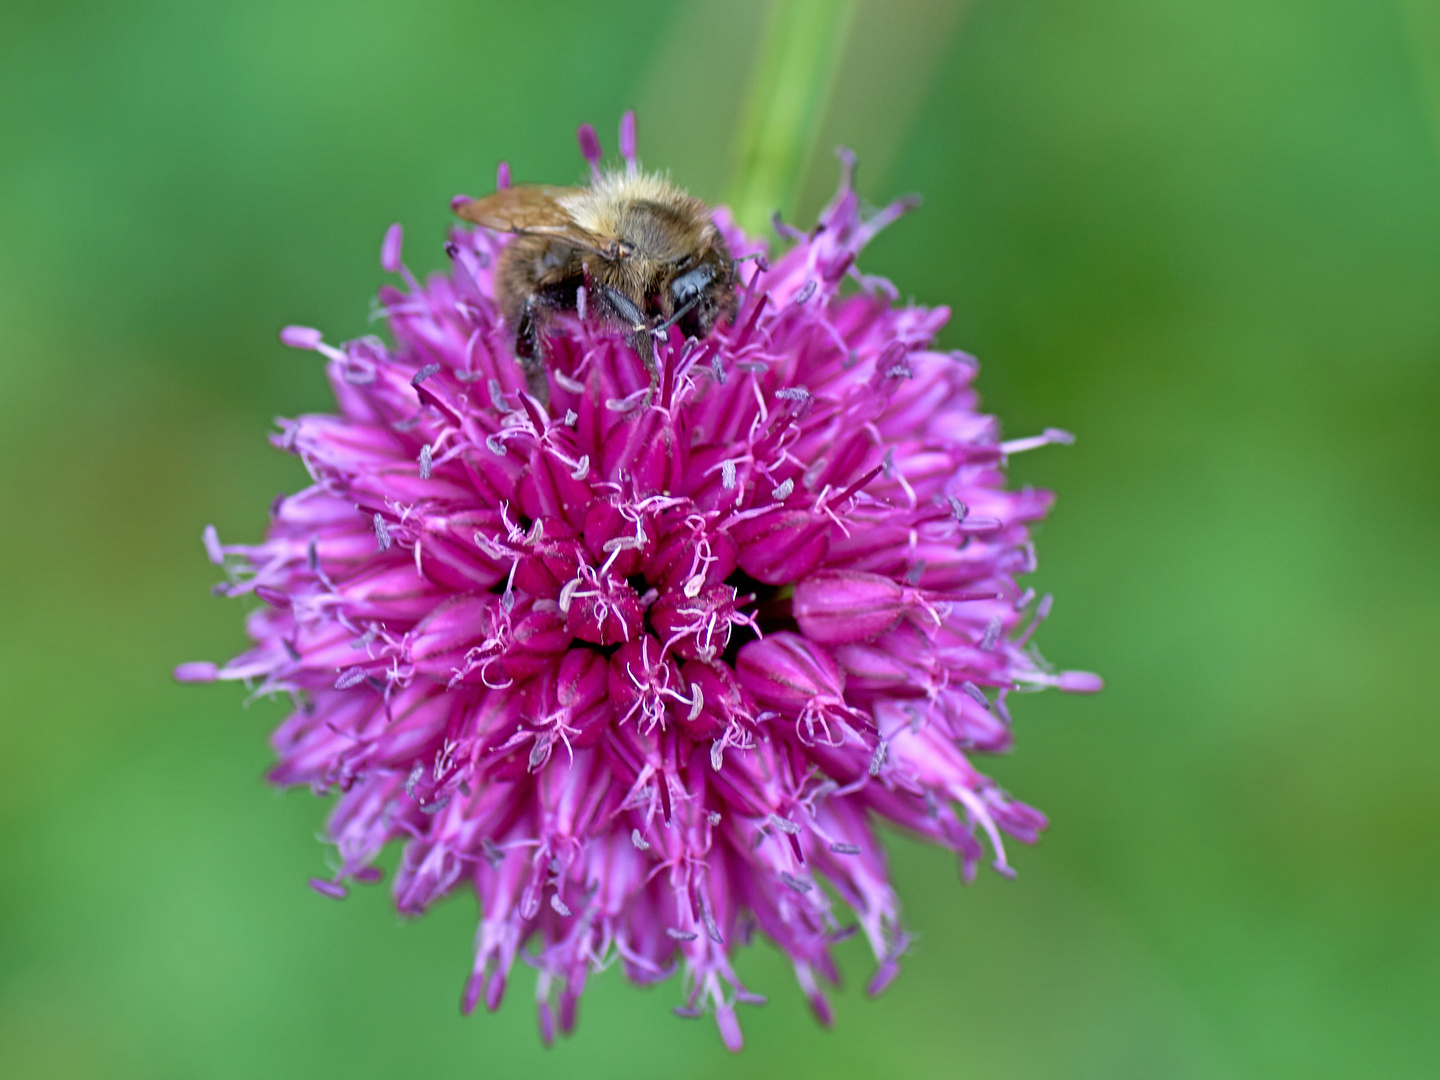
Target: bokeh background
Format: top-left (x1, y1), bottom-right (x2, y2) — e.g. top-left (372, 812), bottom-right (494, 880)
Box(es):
top-left (2, 0), bottom-right (1437, 1076)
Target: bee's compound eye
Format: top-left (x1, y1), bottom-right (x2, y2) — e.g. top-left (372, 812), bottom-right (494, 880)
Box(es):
top-left (671, 266), bottom-right (713, 302)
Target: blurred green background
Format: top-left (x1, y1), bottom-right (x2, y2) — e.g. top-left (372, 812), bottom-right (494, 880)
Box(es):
top-left (2, 0), bottom-right (1437, 1076)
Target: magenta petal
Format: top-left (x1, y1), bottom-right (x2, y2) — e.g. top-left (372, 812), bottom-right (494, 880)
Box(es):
top-left (489, 610), bottom-right (572, 683)
top-left (380, 222), bottom-right (404, 273)
top-left (279, 325), bottom-right (323, 350)
top-left (866, 956), bottom-right (900, 997)
top-left (462, 973), bottom-right (483, 1015)
top-left (548, 648), bottom-right (611, 746)
top-left (173, 661), bottom-right (218, 683)
top-left (309, 878), bottom-right (347, 900)
top-left (715, 1005), bottom-right (743, 1052)
top-left (618, 110), bottom-right (637, 161)
top-left (1058, 670), bottom-right (1104, 693)
top-left (576, 123), bottom-right (602, 164)
top-left (202, 523), bottom-right (224, 565)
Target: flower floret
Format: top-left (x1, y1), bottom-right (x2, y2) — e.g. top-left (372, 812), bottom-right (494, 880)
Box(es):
top-left (180, 116), bottom-right (1099, 1051)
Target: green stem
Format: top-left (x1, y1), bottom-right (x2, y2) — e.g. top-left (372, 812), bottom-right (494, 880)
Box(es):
top-left (1400, 0), bottom-right (1440, 173)
top-left (727, 0), bottom-right (857, 234)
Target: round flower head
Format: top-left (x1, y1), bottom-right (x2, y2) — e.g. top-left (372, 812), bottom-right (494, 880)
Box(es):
top-left (180, 116), bottom-right (1100, 1051)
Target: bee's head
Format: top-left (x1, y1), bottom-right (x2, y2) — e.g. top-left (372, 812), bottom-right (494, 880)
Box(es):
top-left (667, 240), bottom-right (736, 340)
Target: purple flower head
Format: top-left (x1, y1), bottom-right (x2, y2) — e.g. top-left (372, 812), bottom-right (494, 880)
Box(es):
top-left (181, 118), bottom-right (1099, 1051)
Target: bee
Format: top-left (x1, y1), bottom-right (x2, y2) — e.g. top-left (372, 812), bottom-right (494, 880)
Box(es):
top-left (455, 170), bottom-right (737, 401)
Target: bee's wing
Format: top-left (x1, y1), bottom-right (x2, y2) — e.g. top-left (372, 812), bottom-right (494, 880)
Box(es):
top-left (456, 185), bottom-right (618, 256)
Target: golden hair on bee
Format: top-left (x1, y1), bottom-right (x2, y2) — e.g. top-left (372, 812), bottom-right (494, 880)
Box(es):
top-left (454, 118), bottom-right (737, 402)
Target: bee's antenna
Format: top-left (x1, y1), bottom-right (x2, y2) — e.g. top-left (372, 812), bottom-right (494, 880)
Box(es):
top-left (650, 294), bottom-right (703, 337)
top-left (577, 124), bottom-right (603, 180)
top-left (619, 111), bottom-right (638, 175)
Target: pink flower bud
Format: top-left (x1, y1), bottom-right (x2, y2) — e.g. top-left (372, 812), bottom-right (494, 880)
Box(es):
top-left (601, 408), bottom-right (680, 495)
top-left (731, 508), bottom-right (829, 585)
top-left (409, 594), bottom-right (501, 662)
top-left (608, 636), bottom-right (680, 730)
top-left (489, 609), bottom-right (572, 683)
top-left (793, 569), bottom-right (914, 644)
top-left (649, 584), bottom-right (741, 662)
top-left (565, 570), bottom-right (644, 646)
top-left (523, 649), bottom-right (611, 747)
top-left (513, 539), bottom-right (584, 598)
top-left (735, 632), bottom-right (844, 712)
top-left (582, 500), bottom-right (649, 576)
top-left (677, 660), bottom-right (751, 741)
top-left (646, 527), bottom-right (736, 594)
top-left (832, 641), bottom-right (928, 699)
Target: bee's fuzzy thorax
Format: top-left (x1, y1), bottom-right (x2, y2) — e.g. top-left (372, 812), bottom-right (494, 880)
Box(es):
top-left (560, 169), bottom-right (713, 253)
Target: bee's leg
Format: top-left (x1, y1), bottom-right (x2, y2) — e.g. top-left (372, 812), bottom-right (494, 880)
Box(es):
top-left (521, 353), bottom-right (550, 407)
top-left (627, 328), bottom-right (658, 386)
top-left (514, 298), bottom-right (540, 361)
top-left (513, 297), bottom-right (551, 407)
top-left (594, 284), bottom-right (658, 385)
